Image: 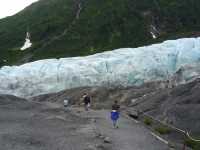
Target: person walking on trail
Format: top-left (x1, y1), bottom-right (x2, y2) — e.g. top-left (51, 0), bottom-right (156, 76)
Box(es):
top-left (82, 93), bottom-right (91, 111)
top-left (63, 99), bottom-right (69, 112)
top-left (111, 100), bottom-right (120, 128)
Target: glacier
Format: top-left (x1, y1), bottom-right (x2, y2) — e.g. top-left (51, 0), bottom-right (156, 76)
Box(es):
top-left (1, 37), bottom-right (200, 97)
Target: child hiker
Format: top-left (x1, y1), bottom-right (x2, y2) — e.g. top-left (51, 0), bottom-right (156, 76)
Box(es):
top-left (111, 100), bottom-right (120, 128)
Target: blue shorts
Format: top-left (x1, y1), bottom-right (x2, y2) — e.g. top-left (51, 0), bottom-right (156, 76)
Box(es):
top-left (111, 111), bottom-right (119, 121)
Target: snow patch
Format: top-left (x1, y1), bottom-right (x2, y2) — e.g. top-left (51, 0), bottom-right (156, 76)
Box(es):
top-left (150, 32), bottom-right (157, 39)
top-left (20, 32), bottom-right (32, 51)
top-left (150, 25), bottom-right (159, 39)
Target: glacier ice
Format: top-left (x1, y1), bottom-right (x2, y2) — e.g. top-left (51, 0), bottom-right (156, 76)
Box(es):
top-left (1, 37), bottom-right (200, 97)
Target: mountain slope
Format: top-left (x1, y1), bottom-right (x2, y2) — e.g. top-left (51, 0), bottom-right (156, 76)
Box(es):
top-left (0, 0), bottom-right (200, 66)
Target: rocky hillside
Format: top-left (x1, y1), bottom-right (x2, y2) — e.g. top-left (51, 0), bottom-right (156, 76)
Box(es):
top-left (31, 78), bottom-right (200, 136)
top-left (0, 0), bottom-right (200, 66)
top-left (132, 78), bottom-right (200, 136)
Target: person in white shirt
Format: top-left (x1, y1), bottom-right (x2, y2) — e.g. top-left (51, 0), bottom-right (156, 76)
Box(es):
top-left (63, 99), bottom-right (69, 111)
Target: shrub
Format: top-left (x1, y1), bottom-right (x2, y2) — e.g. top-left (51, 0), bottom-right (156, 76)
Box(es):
top-left (155, 126), bottom-right (171, 135)
top-left (144, 117), bottom-right (152, 126)
top-left (184, 138), bottom-right (200, 150)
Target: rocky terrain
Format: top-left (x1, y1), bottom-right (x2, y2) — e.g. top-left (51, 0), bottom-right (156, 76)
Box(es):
top-left (0, 94), bottom-right (170, 150)
top-left (0, 77), bottom-right (200, 149)
top-left (0, 95), bottom-right (107, 150)
top-left (132, 78), bottom-right (200, 136)
top-left (31, 78), bottom-right (200, 137)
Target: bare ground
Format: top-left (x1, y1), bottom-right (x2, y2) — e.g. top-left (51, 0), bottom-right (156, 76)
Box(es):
top-left (0, 98), bottom-right (106, 150)
top-left (0, 95), bottom-right (170, 150)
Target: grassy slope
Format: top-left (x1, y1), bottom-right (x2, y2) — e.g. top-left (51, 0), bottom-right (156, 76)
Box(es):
top-left (0, 0), bottom-right (200, 66)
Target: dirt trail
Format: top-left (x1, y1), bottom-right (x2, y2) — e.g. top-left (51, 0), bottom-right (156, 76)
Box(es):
top-left (39, 102), bottom-right (171, 150)
top-left (72, 108), bottom-right (170, 150)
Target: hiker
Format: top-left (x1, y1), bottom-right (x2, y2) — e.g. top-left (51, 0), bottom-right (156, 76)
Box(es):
top-left (111, 100), bottom-right (120, 128)
top-left (82, 93), bottom-right (91, 111)
top-left (63, 99), bottom-right (69, 111)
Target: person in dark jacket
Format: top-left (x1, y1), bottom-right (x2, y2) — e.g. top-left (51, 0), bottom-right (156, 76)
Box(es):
top-left (111, 100), bottom-right (120, 128)
top-left (82, 93), bottom-right (91, 111)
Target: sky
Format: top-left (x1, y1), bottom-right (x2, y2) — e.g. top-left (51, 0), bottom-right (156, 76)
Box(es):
top-left (0, 0), bottom-right (39, 19)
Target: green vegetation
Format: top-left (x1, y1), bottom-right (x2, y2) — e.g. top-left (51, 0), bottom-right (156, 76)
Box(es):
top-left (168, 142), bottom-right (175, 149)
top-left (184, 138), bottom-right (200, 150)
top-left (144, 117), bottom-right (153, 126)
top-left (154, 126), bottom-right (171, 135)
top-left (0, 0), bottom-right (200, 66)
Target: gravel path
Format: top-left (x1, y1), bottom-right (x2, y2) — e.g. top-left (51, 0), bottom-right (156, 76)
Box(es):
top-left (78, 109), bottom-right (170, 150)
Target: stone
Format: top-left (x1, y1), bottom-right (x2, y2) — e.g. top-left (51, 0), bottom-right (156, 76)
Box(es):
top-left (103, 137), bottom-right (111, 143)
top-left (127, 108), bottom-right (139, 119)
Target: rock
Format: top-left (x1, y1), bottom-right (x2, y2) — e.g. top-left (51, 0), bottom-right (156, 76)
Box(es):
top-left (91, 118), bottom-right (96, 123)
top-left (99, 135), bottom-right (105, 139)
top-left (127, 108), bottom-right (139, 119)
top-left (85, 144), bottom-right (97, 150)
top-left (103, 137), bottom-right (111, 143)
top-left (77, 110), bottom-right (81, 113)
top-left (131, 98), bottom-right (137, 104)
top-left (96, 144), bottom-right (106, 149)
top-left (95, 133), bottom-right (102, 138)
